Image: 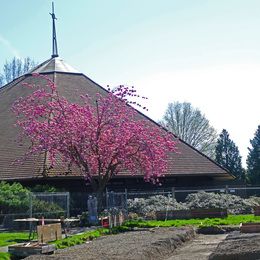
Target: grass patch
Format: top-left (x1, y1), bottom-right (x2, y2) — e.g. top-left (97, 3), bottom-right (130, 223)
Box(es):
top-left (0, 226), bottom-right (131, 252)
top-left (124, 214), bottom-right (260, 228)
top-left (0, 232), bottom-right (29, 247)
top-left (51, 228), bottom-right (110, 249)
top-left (3, 215), bottom-right (257, 252)
top-left (0, 252), bottom-right (11, 260)
top-left (52, 226), bottom-right (133, 249)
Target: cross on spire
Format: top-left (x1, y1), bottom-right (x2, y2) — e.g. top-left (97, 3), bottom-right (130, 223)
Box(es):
top-left (50, 2), bottom-right (59, 58)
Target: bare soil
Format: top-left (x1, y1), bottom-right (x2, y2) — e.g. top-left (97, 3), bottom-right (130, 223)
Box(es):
top-left (25, 227), bottom-right (195, 260)
top-left (166, 234), bottom-right (227, 260)
top-left (209, 231), bottom-right (260, 260)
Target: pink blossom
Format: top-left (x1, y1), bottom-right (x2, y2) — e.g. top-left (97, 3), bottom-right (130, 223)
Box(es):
top-left (13, 76), bottom-right (177, 191)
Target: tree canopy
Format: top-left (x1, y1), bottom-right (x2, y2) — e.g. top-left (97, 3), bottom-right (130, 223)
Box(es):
top-left (247, 125), bottom-right (260, 184)
top-left (215, 129), bottom-right (244, 180)
top-left (13, 75), bottom-right (177, 201)
top-left (160, 101), bottom-right (217, 158)
top-left (0, 57), bottom-right (36, 87)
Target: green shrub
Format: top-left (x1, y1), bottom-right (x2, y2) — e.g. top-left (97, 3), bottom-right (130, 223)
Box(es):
top-left (29, 184), bottom-right (60, 192)
top-left (79, 211), bottom-right (90, 226)
top-left (107, 225), bottom-right (131, 234)
top-left (0, 181), bottom-right (30, 214)
top-left (0, 181), bottom-right (64, 217)
top-left (32, 199), bottom-right (64, 216)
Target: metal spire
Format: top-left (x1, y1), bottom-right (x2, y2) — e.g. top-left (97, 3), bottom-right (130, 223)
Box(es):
top-left (50, 2), bottom-right (59, 58)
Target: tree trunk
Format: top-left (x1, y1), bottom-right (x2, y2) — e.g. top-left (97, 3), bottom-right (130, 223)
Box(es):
top-left (96, 188), bottom-right (105, 213)
top-left (88, 175), bottom-right (109, 213)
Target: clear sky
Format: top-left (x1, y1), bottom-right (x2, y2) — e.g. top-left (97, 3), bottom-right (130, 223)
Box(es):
top-left (1, 0), bottom-right (260, 166)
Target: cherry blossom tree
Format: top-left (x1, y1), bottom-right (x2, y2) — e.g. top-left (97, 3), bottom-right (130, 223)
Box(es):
top-left (13, 74), bottom-right (177, 207)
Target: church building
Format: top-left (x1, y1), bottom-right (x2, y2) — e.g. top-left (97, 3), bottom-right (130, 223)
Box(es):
top-left (0, 5), bottom-right (233, 193)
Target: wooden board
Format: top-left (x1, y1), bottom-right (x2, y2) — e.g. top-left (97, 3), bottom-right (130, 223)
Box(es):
top-left (8, 243), bottom-right (55, 257)
top-left (240, 223), bottom-right (260, 233)
top-left (254, 206), bottom-right (260, 216)
top-left (37, 223), bottom-right (62, 243)
top-left (156, 208), bottom-right (227, 220)
top-left (156, 210), bottom-right (192, 220)
top-left (191, 208), bottom-right (227, 218)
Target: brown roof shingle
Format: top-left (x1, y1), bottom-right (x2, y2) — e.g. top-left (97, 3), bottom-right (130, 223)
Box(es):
top-left (0, 58), bottom-right (232, 181)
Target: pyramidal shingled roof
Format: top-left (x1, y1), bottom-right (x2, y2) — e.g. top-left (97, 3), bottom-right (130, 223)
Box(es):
top-left (0, 57), bottom-right (233, 181)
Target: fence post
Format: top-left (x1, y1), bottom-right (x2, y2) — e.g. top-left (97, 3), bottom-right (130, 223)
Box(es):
top-left (125, 188), bottom-right (128, 214)
top-left (29, 193), bottom-right (33, 233)
top-left (111, 191), bottom-right (115, 208)
top-left (29, 193), bottom-right (33, 219)
top-left (66, 192), bottom-right (70, 218)
top-left (106, 188), bottom-right (109, 209)
top-left (225, 185), bottom-right (229, 194)
top-left (171, 187), bottom-right (175, 199)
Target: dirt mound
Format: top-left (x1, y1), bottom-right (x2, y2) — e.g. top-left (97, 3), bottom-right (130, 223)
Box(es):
top-left (197, 225), bottom-right (239, 234)
top-left (209, 232), bottom-right (260, 260)
top-left (25, 227), bottom-right (195, 260)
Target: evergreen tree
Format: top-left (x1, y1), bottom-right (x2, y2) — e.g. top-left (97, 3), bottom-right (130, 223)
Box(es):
top-left (215, 129), bottom-right (244, 180)
top-left (247, 125), bottom-right (260, 184)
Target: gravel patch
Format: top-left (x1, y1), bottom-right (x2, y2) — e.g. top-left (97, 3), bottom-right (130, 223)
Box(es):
top-left (25, 227), bottom-right (195, 260)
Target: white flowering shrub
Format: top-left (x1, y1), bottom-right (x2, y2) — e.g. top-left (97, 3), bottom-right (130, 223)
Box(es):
top-left (127, 192), bottom-right (260, 216)
top-left (245, 196), bottom-right (260, 206)
top-left (185, 191), bottom-right (260, 214)
top-left (127, 195), bottom-right (187, 216)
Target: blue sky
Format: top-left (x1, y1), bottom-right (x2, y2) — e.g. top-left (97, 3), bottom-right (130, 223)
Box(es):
top-left (1, 0), bottom-right (260, 165)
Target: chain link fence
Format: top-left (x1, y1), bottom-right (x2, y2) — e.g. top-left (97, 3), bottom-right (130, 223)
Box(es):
top-left (0, 192), bottom-right (69, 230)
top-left (2, 186), bottom-right (260, 230)
top-left (107, 185), bottom-right (260, 201)
top-left (104, 186), bottom-right (260, 219)
top-left (105, 190), bottom-right (128, 211)
top-left (76, 186), bottom-right (260, 214)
